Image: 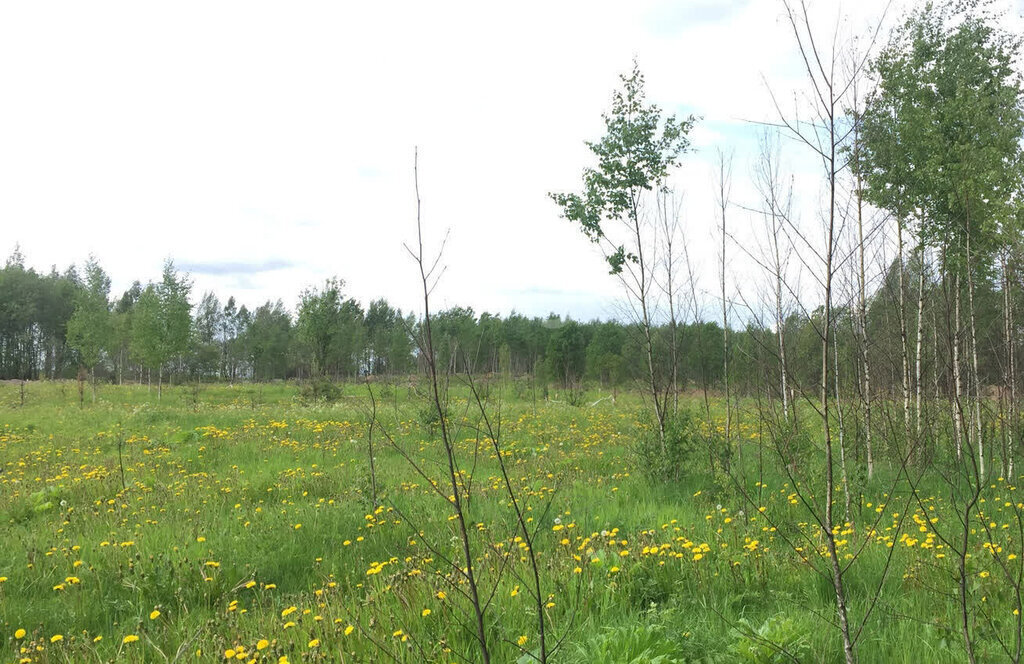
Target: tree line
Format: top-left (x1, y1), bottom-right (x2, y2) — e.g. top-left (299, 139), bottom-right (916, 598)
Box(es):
top-left (0, 241), bottom-right (1019, 408)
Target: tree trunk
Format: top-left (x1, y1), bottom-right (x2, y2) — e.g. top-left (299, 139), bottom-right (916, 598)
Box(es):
top-left (821, 120), bottom-right (855, 664)
top-left (834, 333), bottom-right (852, 523)
top-left (661, 192), bottom-right (681, 417)
top-left (966, 233), bottom-right (984, 476)
top-left (719, 151), bottom-right (734, 468)
top-left (915, 244), bottom-right (926, 442)
top-left (774, 211), bottom-right (790, 422)
top-left (857, 178), bottom-right (873, 480)
top-left (953, 271), bottom-right (964, 460)
top-left (1003, 252), bottom-right (1017, 476)
top-left (932, 305), bottom-right (941, 402)
top-left (631, 205), bottom-right (666, 450)
top-left (897, 221), bottom-right (912, 451)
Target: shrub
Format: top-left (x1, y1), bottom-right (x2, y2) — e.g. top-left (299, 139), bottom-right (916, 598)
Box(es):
top-left (298, 377), bottom-right (341, 404)
top-left (637, 410), bottom-right (702, 482)
top-left (375, 382), bottom-right (394, 401)
top-left (417, 401), bottom-right (449, 434)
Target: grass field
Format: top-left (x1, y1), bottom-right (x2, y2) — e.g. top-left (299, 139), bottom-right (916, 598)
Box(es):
top-left (0, 380), bottom-right (1019, 663)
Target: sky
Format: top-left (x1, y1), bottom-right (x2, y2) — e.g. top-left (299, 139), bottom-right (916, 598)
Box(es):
top-left (2, 0), bottom-right (1023, 323)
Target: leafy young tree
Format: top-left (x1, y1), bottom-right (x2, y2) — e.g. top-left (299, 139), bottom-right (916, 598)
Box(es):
top-left (158, 260), bottom-right (193, 381)
top-left (131, 284), bottom-right (163, 390)
top-left (545, 319), bottom-right (587, 388)
top-left (476, 312), bottom-right (503, 374)
top-left (112, 282), bottom-right (141, 384)
top-left (231, 304), bottom-right (252, 378)
top-left (550, 61), bottom-right (696, 446)
top-left (586, 321), bottom-right (626, 387)
top-left (66, 255), bottom-right (112, 403)
top-left (192, 291), bottom-right (222, 380)
top-left (364, 298), bottom-right (395, 375)
top-left (221, 296), bottom-right (238, 379)
top-left (432, 306), bottom-right (480, 374)
top-left (0, 250), bottom-right (45, 381)
top-left (296, 277), bottom-right (345, 377)
top-left (389, 312), bottom-right (416, 375)
top-left (245, 300), bottom-right (292, 381)
top-left (336, 298), bottom-right (365, 378)
top-left (364, 298), bottom-right (414, 375)
top-left (40, 266), bottom-right (81, 379)
top-left (130, 261), bottom-right (192, 398)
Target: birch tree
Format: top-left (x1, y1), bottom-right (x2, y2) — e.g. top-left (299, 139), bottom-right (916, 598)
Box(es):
top-left (66, 255), bottom-right (112, 403)
top-left (550, 62), bottom-right (696, 446)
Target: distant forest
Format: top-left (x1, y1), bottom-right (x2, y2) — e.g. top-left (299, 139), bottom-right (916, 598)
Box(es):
top-left (0, 244), bottom-right (1017, 399)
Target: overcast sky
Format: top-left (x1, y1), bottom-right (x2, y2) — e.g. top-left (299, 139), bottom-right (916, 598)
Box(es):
top-left (2, 0), bottom-right (1023, 322)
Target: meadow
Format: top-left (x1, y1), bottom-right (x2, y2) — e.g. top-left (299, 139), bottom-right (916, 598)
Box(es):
top-left (0, 380), bottom-right (1019, 663)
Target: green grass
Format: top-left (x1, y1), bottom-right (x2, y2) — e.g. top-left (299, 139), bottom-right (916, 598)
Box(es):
top-left (0, 380), bottom-right (1018, 663)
